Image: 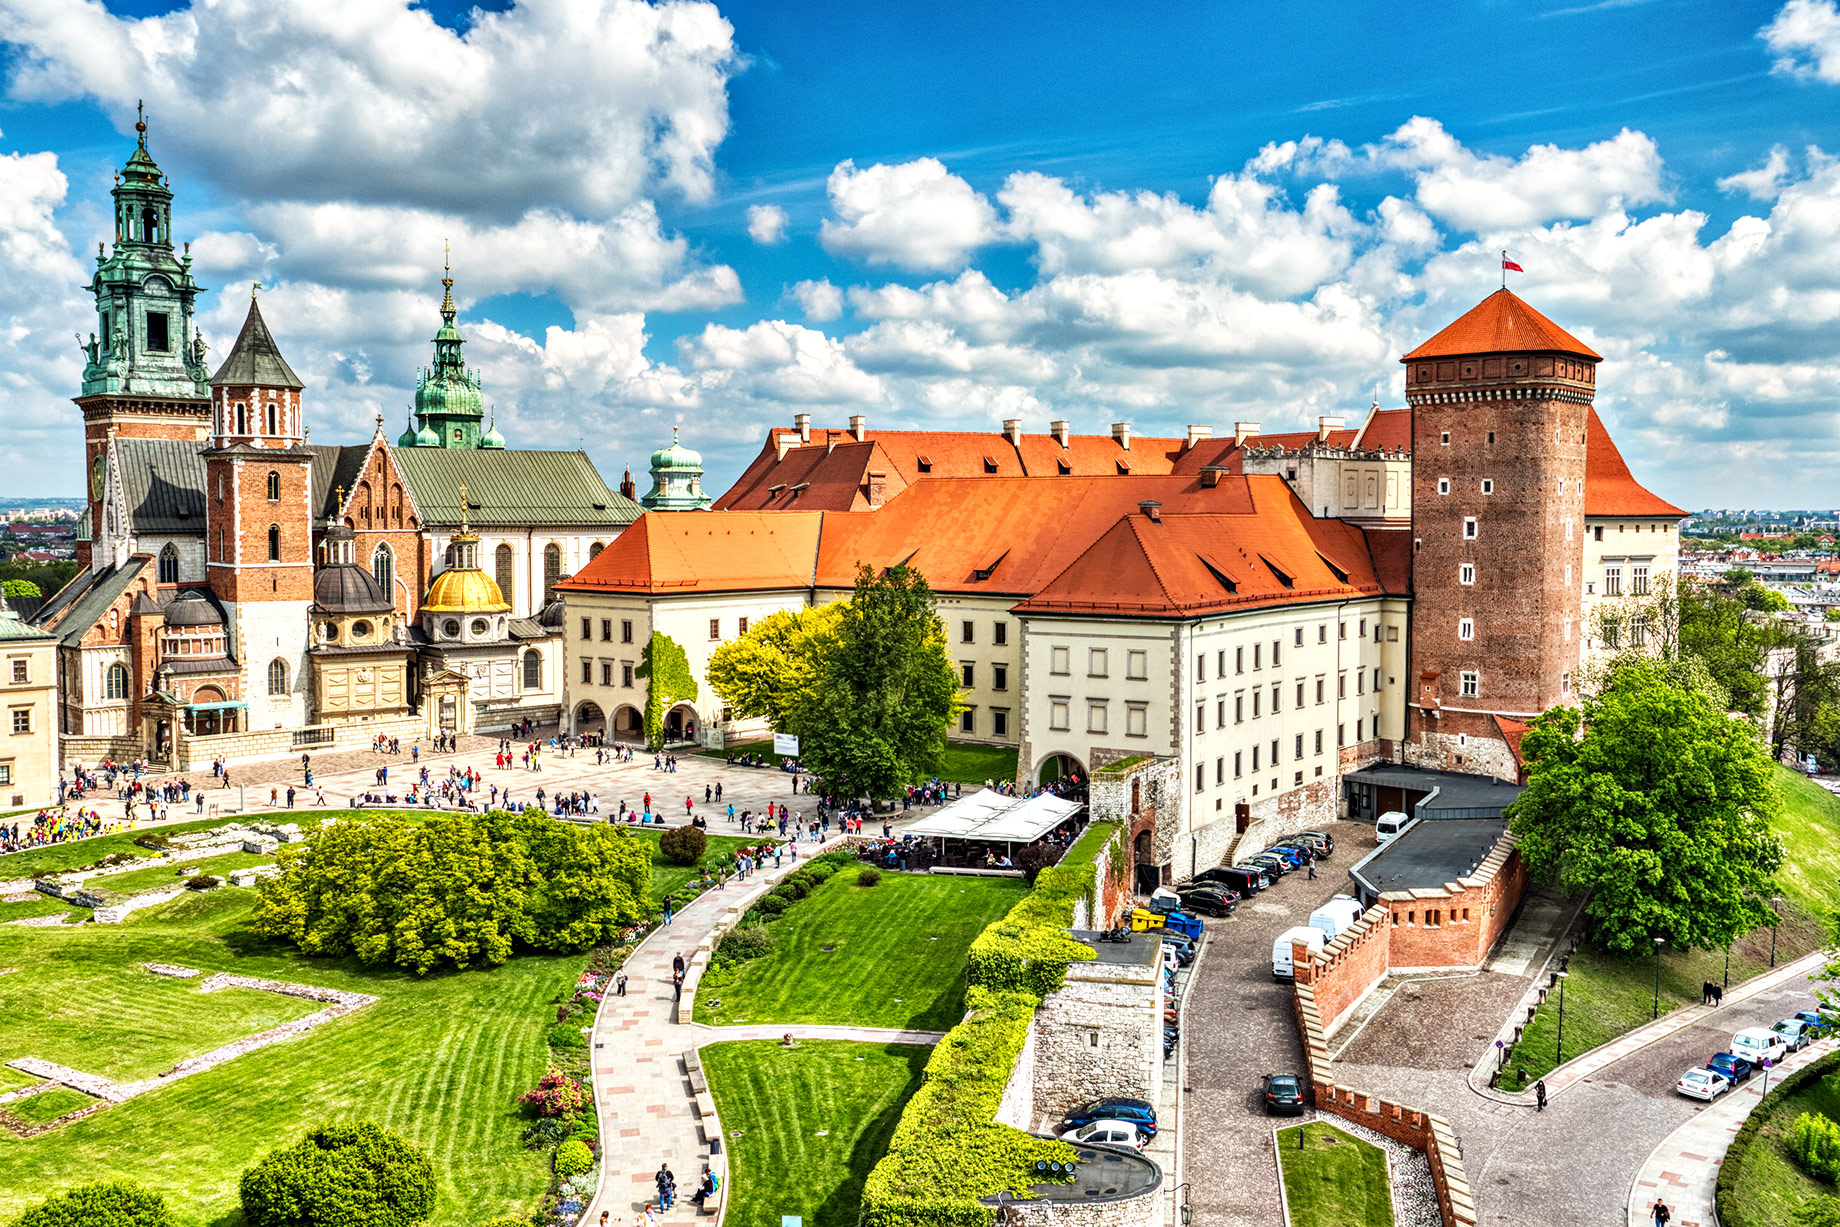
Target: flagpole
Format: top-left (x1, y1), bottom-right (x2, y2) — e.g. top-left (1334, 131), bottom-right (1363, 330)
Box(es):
top-left (1501, 250), bottom-right (1507, 291)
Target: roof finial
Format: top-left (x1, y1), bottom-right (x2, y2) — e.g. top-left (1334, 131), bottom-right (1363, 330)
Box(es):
top-left (252, 280), bottom-right (262, 299)
top-left (440, 241), bottom-right (456, 319)
top-left (458, 482), bottom-right (469, 534)
top-left (135, 100), bottom-right (147, 150)
top-left (672, 424), bottom-right (680, 443)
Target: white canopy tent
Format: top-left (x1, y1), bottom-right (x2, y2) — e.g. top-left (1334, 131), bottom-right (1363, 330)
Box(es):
top-left (903, 789), bottom-right (1083, 846)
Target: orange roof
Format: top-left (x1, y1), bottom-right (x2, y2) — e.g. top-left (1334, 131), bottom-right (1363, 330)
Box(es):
top-left (556, 511), bottom-right (824, 594)
top-left (1364, 528), bottom-right (1413, 595)
top-left (1584, 408), bottom-right (1685, 518)
top-left (1493, 716), bottom-right (1530, 773)
top-left (1402, 290), bottom-right (1601, 362)
top-left (1355, 408), bottom-right (1411, 452)
top-left (1016, 480), bottom-right (1384, 618)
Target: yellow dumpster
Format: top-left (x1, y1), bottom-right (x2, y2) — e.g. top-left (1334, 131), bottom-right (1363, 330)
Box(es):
top-left (1129, 908), bottom-right (1166, 932)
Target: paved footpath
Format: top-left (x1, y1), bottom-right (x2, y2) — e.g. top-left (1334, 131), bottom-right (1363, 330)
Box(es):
top-left (1627, 1036), bottom-right (1838, 1227)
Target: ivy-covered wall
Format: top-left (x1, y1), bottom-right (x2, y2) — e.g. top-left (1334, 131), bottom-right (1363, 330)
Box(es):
top-left (634, 631), bottom-right (696, 750)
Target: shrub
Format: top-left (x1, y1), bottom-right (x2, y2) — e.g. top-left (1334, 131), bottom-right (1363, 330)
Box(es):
top-left (1795, 1111), bottom-right (1840, 1182)
top-left (754, 894), bottom-right (790, 915)
top-left (186, 875), bottom-right (222, 892)
top-left (715, 923), bottom-right (777, 964)
top-left (553, 1140), bottom-right (594, 1178)
top-left (518, 1068), bottom-right (590, 1118)
top-left (805, 863), bottom-right (837, 883)
top-left (779, 878), bottom-right (811, 901)
top-left (658, 824), bottom-right (707, 866)
top-left (15, 1181), bottom-right (177, 1227)
top-left (545, 1022), bottom-right (588, 1050)
top-left (240, 1122), bottom-right (435, 1227)
top-left (771, 884), bottom-right (800, 902)
top-left (568, 1117), bottom-right (600, 1142)
top-left (857, 868), bottom-right (882, 887)
top-left (521, 1118), bottom-right (570, 1150)
top-left (481, 1218), bottom-right (532, 1227)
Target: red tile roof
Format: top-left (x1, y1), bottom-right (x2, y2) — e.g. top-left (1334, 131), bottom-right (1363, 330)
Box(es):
top-left (1354, 408), bottom-right (1411, 452)
top-left (1402, 290), bottom-right (1601, 361)
top-left (1584, 408), bottom-right (1684, 518)
top-left (556, 510), bottom-right (824, 594)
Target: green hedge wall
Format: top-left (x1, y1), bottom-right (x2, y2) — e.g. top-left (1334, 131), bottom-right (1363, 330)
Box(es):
top-left (965, 821), bottom-right (1117, 996)
top-left (1716, 1047), bottom-right (1840, 1226)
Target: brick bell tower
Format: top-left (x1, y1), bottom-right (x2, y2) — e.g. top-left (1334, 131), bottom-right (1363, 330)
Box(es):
top-left (1403, 289), bottom-right (1600, 780)
top-left (203, 293), bottom-right (315, 728)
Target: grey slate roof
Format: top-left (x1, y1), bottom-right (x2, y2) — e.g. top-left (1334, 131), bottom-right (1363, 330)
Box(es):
top-left (390, 447), bottom-right (640, 529)
top-left (307, 444), bottom-right (372, 522)
top-left (211, 298), bottom-right (304, 389)
top-left (117, 439), bottom-right (208, 535)
top-left (42, 558), bottom-right (147, 646)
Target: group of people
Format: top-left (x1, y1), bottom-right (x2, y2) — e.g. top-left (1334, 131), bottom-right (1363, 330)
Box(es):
top-left (0, 808), bottom-right (116, 854)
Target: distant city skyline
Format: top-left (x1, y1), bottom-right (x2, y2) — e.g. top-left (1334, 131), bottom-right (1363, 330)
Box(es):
top-left (0, 0), bottom-right (1837, 506)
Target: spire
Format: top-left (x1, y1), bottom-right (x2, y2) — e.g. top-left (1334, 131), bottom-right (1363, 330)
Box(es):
top-left (211, 297), bottom-right (304, 389)
top-left (135, 99), bottom-right (147, 151)
top-left (441, 241), bottom-right (455, 320)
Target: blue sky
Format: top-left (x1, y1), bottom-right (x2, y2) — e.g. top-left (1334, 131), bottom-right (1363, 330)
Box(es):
top-left (1, 0), bottom-right (1838, 507)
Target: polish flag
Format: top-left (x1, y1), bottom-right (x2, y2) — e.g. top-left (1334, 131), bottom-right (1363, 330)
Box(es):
top-left (1501, 255), bottom-right (1524, 273)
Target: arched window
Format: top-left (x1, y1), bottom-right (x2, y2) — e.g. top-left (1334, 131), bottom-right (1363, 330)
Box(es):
top-left (158, 543), bottom-right (179, 584)
top-left (543, 544), bottom-right (562, 601)
top-left (523, 648), bottom-right (542, 691)
top-left (589, 541), bottom-right (605, 560)
top-left (495, 544), bottom-right (515, 602)
top-left (105, 663), bottom-right (129, 700)
top-left (267, 524), bottom-right (281, 562)
top-left (264, 402), bottom-right (277, 435)
top-left (267, 658), bottom-right (288, 696)
top-left (372, 544), bottom-right (394, 598)
top-left (234, 402), bottom-right (247, 434)
top-left (266, 470), bottom-right (280, 502)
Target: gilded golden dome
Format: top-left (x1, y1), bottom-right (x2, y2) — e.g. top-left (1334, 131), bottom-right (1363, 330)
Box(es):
top-left (422, 565), bottom-right (509, 614)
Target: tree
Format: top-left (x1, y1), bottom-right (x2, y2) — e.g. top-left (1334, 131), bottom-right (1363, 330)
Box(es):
top-left (240, 1122), bottom-right (435, 1227)
top-left (657, 823), bottom-right (707, 866)
top-left (15, 1182), bottom-right (177, 1227)
top-left (1, 578), bottom-right (41, 598)
top-left (634, 631), bottom-right (697, 750)
top-left (793, 564), bottom-right (961, 800)
top-left (250, 811), bottom-right (649, 973)
top-left (1508, 660), bottom-right (1784, 956)
top-left (705, 604), bottom-right (843, 733)
top-left (1766, 628), bottom-right (1840, 763)
top-left (1679, 579), bottom-right (1774, 717)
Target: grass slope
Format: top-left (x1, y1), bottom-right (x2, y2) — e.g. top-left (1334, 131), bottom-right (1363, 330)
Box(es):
top-left (96, 851), bottom-right (274, 896)
top-left (8, 1088), bottom-right (96, 1128)
top-left (701, 1041), bottom-right (928, 1227)
top-left (692, 872), bottom-right (1026, 1031)
top-left (0, 817), bottom-right (246, 878)
top-left (1275, 1123), bottom-right (1394, 1227)
top-left (1723, 1067), bottom-right (1840, 1227)
top-left (1501, 764), bottom-right (1837, 1091)
top-left (634, 829), bottom-right (758, 902)
top-left (0, 885), bottom-right (571, 1225)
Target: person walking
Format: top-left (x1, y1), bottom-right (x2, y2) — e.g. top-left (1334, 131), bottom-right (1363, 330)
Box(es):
top-left (662, 894), bottom-right (674, 926)
top-left (1305, 852), bottom-right (1317, 879)
top-left (1652, 1198), bottom-right (1671, 1227)
top-left (1534, 1079), bottom-right (1547, 1111)
top-left (616, 970), bottom-right (628, 997)
top-left (672, 971), bottom-right (684, 1003)
top-left (673, 951), bottom-right (687, 978)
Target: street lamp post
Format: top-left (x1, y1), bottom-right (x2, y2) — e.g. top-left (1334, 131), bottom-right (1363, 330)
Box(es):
top-left (1555, 971), bottom-right (1569, 1067)
top-left (1654, 937), bottom-right (1666, 1021)
top-left (1772, 896), bottom-right (1785, 968)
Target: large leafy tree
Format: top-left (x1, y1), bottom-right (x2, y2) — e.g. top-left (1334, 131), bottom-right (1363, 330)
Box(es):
top-left (1678, 578), bottom-right (1776, 717)
top-left (1508, 660), bottom-right (1784, 956)
top-left (251, 811), bottom-right (649, 974)
top-left (705, 604), bottom-right (843, 733)
top-left (794, 564), bottom-right (961, 799)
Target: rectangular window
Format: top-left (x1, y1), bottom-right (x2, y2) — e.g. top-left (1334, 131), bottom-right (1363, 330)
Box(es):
top-left (1196, 764), bottom-right (1205, 794)
top-left (738, 616), bottom-right (749, 635)
top-left (1565, 518), bottom-right (1574, 541)
top-left (1217, 698), bottom-right (1226, 728)
top-left (1295, 680), bottom-right (1305, 707)
top-left (10, 709), bottom-right (28, 735)
top-left (1459, 618), bottom-right (1474, 641)
top-left (1339, 622), bottom-right (1346, 640)
top-left (709, 618), bottom-right (720, 641)
top-left (1251, 745), bottom-right (1260, 771)
top-left (146, 311), bottom-right (170, 352)
top-left (1126, 703), bottom-right (1147, 737)
top-left (580, 659), bottom-right (592, 684)
top-left (1294, 626), bottom-right (1303, 647)
top-left (1356, 717), bottom-right (1364, 740)
top-left (1236, 646), bottom-right (1245, 674)
top-left (601, 619), bottom-right (612, 641)
top-left (1562, 671), bottom-right (1573, 695)
top-left (1594, 525), bottom-right (1604, 542)
top-left (1050, 700), bottom-right (1070, 732)
top-left (580, 617), bottom-right (592, 640)
top-left (1294, 733), bottom-right (1304, 760)
top-left (1461, 670), bottom-right (1479, 698)
top-left (622, 663), bottom-right (634, 687)
top-left (1463, 517), bottom-right (1478, 539)
top-left (1252, 689), bottom-right (1261, 718)
top-left (1314, 729), bottom-right (1323, 754)
top-left (1253, 643), bottom-right (1262, 670)
top-left (1315, 678), bottom-right (1325, 704)
top-left (1440, 431), bottom-right (1450, 445)
top-left (1272, 640), bottom-right (1282, 667)
top-left (1337, 723), bottom-right (1345, 747)
top-left (1271, 738), bottom-right (1279, 766)
top-left (601, 662), bottom-right (613, 686)
top-left (1089, 648), bottom-right (1108, 677)
top-left (1087, 701), bottom-right (1108, 735)
top-left (993, 664), bottom-right (1008, 691)
top-left (1632, 564), bottom-right (1650, 596)
top-left (1051, 646), bottom-right (1070, 675)
top-left (992, 709), bottom-right (1009, 737)
top-left (1318, 623), bottom-right (1328, 643)
top-left (1338, 672), bottom-right (1346, 699)
top-left (1216, 649), bottom-right (1226, 677)
top-left (1234, 751), bottom-right (1243, 778)
top-left (1197, 655), bottom-right (1206, 682)
top-left (1359, 618), bottom-right (1365, 637)
top-left (961, 709), bottom-right (976, 733)
top-left (1481, 479), bottom-right (1493, 494)
top-left (1356, 670), bottom-right (1365, 695)
top-left (1564, 617), bottom-right (1572, 642)
top-left (621, 620), bottom-right (633, 643)
top-left (0, 763), bottom-right (9, 785)
top-left (1374, 667), bottom-right (1382, 690)
top-left (1235, 693), bottom-right (1245, 723)
top-left (993, 622), bottom-right (1007, 645)
top-left (961, 663), bottom-right (975, 687)
top-left (1195, 704), bottom-right (1205, 734)
top-left (1215, 756), bottom-right (1224, 785)
top-left (10, 660), bottom-right (24, 685)
top-left (962, 620), bottom-right (975, 643)
top-left (1271, 682), bottom-right (1280, 711)
top-left (1565, 563), bottom-right (1573, 586)
top-left (1460, 563), bottom-right (1475, 585)
top-left (1437, 477), bottom-right (1450, 495)
top-left (1127, 650), bottom-right (1147, 680)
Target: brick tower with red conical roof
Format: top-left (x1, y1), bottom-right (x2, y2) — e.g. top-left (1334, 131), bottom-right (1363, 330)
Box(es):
top-left (1403, 289), bottom-right (1600, 779)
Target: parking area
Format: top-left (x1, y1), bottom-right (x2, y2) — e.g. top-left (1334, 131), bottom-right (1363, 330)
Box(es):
top-left (1177, 819), bottom-right (1375, 1227)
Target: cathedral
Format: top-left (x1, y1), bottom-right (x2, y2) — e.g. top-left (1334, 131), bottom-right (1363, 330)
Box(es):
top-left (30, 122), bottom-right (642, 769)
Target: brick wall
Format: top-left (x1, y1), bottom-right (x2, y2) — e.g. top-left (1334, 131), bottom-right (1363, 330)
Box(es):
top-left (1382, 837), bottom-right (1526, 970)
top-left (205, 452), bottom-right (315, 604)
top-left (1291, 904), bottom-right (1391, 1032)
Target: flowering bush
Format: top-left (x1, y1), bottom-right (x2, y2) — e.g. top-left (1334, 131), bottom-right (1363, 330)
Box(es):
top-left (518, 1068), bottom-right (589, 1118)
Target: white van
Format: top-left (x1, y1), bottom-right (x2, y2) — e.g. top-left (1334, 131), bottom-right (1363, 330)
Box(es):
top-left (1375, 811), bottom-right (1409, 844)
top-left (1308, 896), bottom-right (1365, 942)
top-left (1731, 1026), bottom-right (1789, 1067)
top-left (1272, 925), bottom-right (1326, 982)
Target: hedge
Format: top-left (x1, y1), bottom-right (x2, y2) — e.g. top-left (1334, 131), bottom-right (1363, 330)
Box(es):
top-left (15, 1181), bottom-right (177, 1227)
top-left (1717, 1047), bottom-right (1840, 1226)
top-left (964, 820), bottom-right (1117, 997)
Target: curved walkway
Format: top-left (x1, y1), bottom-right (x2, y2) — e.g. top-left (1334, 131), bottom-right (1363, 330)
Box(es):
top-left (1626, 1036), bottom-right (1837, 1227)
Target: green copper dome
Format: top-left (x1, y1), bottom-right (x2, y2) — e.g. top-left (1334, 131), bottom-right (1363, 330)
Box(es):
top-left (649, 428), bottom-right (702, 471)
top-left (480, 416), bottom-right (506, 449)
top-left (640, 426), bottom-right (712, 511)
top-left (407, 255), bottom-right (487, 448)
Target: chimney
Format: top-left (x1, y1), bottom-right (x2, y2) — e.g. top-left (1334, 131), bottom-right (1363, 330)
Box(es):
top-left (1185, 424), bottom-right (1213, 450)
top-left (776, 433), bottom-right (797, 461)
top-left (1199, 466), bottom-right (1225, 489)
top-left (1138, 500), bottom-right (1161, 523)
top-left (866, 470), bottom-right (888, 508)
top-left (1317, 415), bottom-right (1345, 443)
top-left (1112, 421), bottom-right (1132, 450)
top-left (847, 414), bottom-right (867, 442)
top-left (1234, 421), bottom-right (1261, 446)
top-left (794, 412), bottom-right (811, 444)
top-left (1002, 418), bottom-right (1022, 446)
top-left (1050, 420), bottom-right (1071, 448)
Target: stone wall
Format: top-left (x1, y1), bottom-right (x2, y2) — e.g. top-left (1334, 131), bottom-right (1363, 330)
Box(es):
top-left (1291, 904), bottom-right (1391, 1034)
top-left (1002, 1186), bottom-right (1162, 1227)
top-left (1029, 954), bottom-right (1163, 1124)
top-left (93, 886), bottom-right (188, 923)
top-left (176, 712), bottom-right (424, 771)
top-left (994, 1018), bottom-right (1037, 1130)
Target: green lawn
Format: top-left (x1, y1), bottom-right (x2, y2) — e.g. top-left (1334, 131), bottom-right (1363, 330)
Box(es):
top-left (1721, 1066), bottom-right (1840, 1227)
top-left (693, 871), bottom-right (1025, 1031)
top-left (7, 1088), bottom-right (96, 1128)
top-left (93, 850), bottom-right (274, 896)
top-left (0, 884), bottom-right (576, 1225)
top-left (1500, 763), bottom-right (1837, 1091)
top-left (0, 895), bottom-right (71, 922)
top-left (0, 816), bottom-right (245, 879)
top-left (695, 740), bottom-right (1019, 786)
top-left (1275, 1122), bottom-right (1394, 1227)
top-left (701, 1040), bottom-right (929, 1227)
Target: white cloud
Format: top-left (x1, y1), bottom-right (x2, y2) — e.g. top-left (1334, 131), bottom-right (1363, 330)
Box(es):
top-left (1718, 145), bottom-right (1795, 200)
top-left (1763, 0), bottom-right (1840, 83)
top-left (746, 203), bottom-right (788, 245)
top-left (678, 320), bottom-right (884, 404)
top-left (818, 157), bottom-right (998, 271)
top-left (787, 279), bottom-right (844, 321)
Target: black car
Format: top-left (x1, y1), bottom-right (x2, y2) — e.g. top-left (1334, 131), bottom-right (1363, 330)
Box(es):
top-left (1205, 866), bottom-right (1268, 895)
top-left (1056, 1096), bottom-right (1158, 1138)
top-left (1262, 1073), bottom-right (1308, 1115)
top-left (1176, 885), bottom-right (1237, 918)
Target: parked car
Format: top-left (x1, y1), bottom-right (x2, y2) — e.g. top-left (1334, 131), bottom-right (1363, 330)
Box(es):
top-left (1261, 845), bottom-right (1306, 867)
top-left (1706, 1052), bottom-right (1755, 1085)
top-left (1205, 866), bottom-right (1267, 895)
top-left (1272, 926), bottom-right (1326, 981)
top-left (1773, 1018), bottom-right (1817, 1052)
top-left (1275, 842), bottom-right (1324, 866)
top-left (1243, 854), bottom-right (1291, 877)
top-left (1176, 885), bottom-right (1237, 918)
top-left (1795, 1009), bottom-right (1836, 1037)
top-left (1060, 1120), bottom-right (1148, 1151)
top-left (1262, 1073), bottom-right (1308, 1115)
top-left (1731, 1027), bottom-right (1790, 1067)
top-left (1676, 1067), bottom-right (1731, 1101)
top-left (1294, 831), bottom-right (1335, 858)
top-left (1161, 934), bottom-right (1198, 967)
top-left (1056, 1097), bottom-right (1157, 1138)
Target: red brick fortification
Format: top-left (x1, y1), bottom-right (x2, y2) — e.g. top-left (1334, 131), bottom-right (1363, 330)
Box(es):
top-left (1386, 839), bottom-right (1527, 970)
